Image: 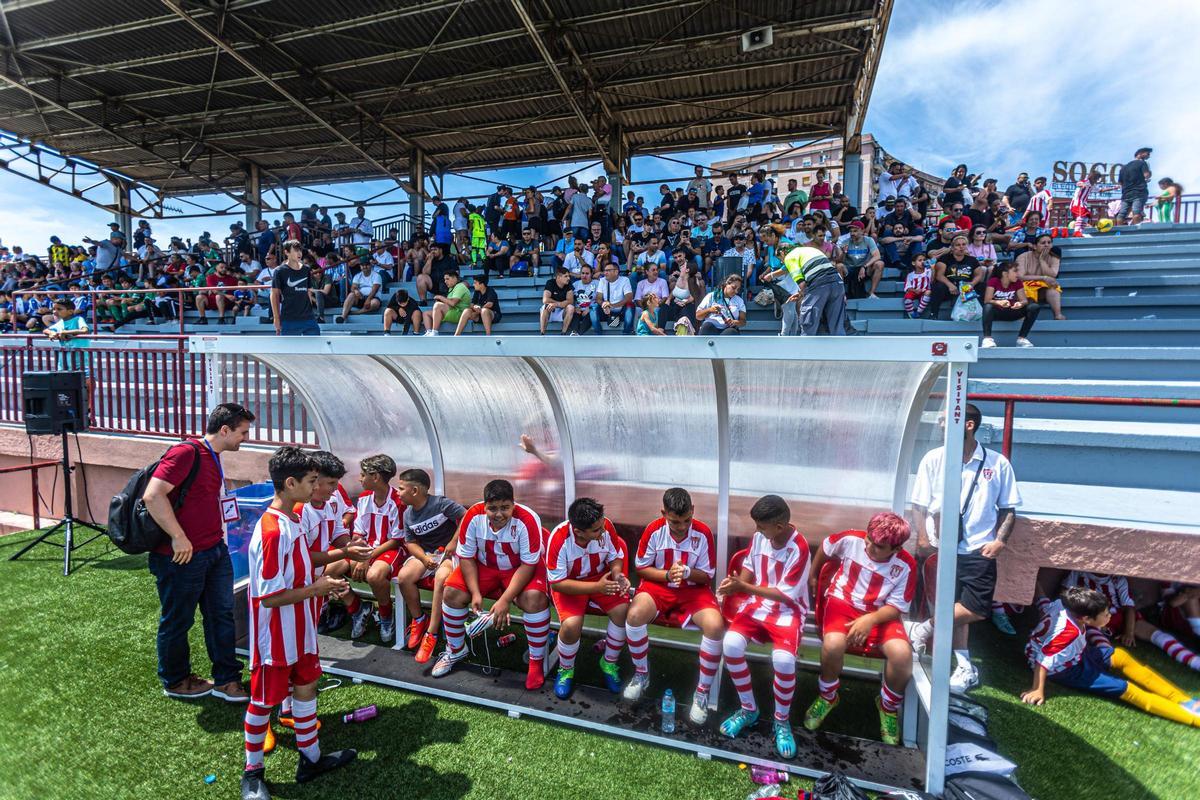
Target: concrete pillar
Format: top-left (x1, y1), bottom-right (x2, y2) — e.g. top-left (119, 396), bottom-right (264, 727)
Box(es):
top-left (110, 178), bottom-right (133, 244)
top-left (243, 163), bottom-right (262, 228)
top-left (607, 127), bottom-right (627, 208)
top-left (408, 149), bottom-right (425, 239)
top-left (842, 151), bottom-right (863, 211)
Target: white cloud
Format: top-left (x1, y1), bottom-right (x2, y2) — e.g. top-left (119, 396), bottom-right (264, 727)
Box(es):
top-left (866, 0), bottom-right (1200, 188)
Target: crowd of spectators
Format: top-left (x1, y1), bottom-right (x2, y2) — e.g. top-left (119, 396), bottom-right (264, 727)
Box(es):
top-left (0, 148), bottom-right (1179, 344)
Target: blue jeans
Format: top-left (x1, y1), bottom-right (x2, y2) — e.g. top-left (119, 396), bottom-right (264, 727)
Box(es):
top-left (590, 303), bottom-right (634, 334)
top-left (148, 541), bottom-right (241, 688)
top-left (279, 318), bottom-right (321, 335)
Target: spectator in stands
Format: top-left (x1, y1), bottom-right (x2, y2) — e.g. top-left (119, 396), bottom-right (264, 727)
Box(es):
top-left (723, 232), bottom-right (757, 288)
top-left (430, 195), bottom-right (452, 254)
top-left (370, 240), bottom-right (395, 282)
top-left (981, 262), bottom-right (1040, 348)
top-left (271, 240), bottom-right (319, 335)
top-left (634, 235), bottom-right (668, 288)
top-left (383, 288), bottom-right (422, 335)
top-left (664, 249), bottom-right (703, 332)
top-left (724, 174), bottom-right (745, 226)
top-left (454, 274), bottom-right (501, 336)
top-left (252, 219), bottom-right (276, 264)
top-left (426, 269), bottom-right (470, 335)
top-left (943, 164), bottom-right (977, 208)
top-left (452, 196), bottom-right (470, 257)
top-left (571, 264), bottom-right (597, 333)
top-left (782, 178), bottom-right (808, 216)
top-left (485, 185), bottom-right (504, 234)
top-left (281, 212), bottom-right (303, 245)
top-left (554, 226), bottom-right (576, 267)
top-left (1025, 177), bottom-right (1053, 228)
top-left (876, 161), bottom-right (918, 210)
top-left (809, 168), bottom-right (832, 212)
top-left (418, 241), bottom-right (456, 303)
top-left (143, 402), bottom-right (256, 702)
top-left (687, 166), bottom-right (712, 211)
top-left (910, 402), bottom-right (1020, 694)
top-left (308, 263), bottom-right (333, 324)
top-left (1117, 147), bottom-right (1153, 225)
top-left (927, 234), bottom-right (984, 320)
top-left (879, 221), bottom-right (924, 278)
top-left (346, 205), bottom-right (373, 254)
top-left (336, 258), bottom-right (382, 323)
top-left (1004, 173), bottom-right (1033, 226)
top-left (624, 212), bottom-right (649, 272)
top-left (1016, 233), bottom-right (1066, 320)
top-left (196, 260), bottom-right (238, 325)
top-left (925, 218), bottom-right (961, 265)
top-left (838, 220), bottom-right (884, 299)
top-left (508, 228), bottom-right (539, 277)
top-left (634, 263), bottom-right (669, 310)
top-left (540, 267), bottom-right (576, 335)
top-left (1152, 177), bottom-right (1183, 223)
top-left (940, 201), bottom-right (973, 233)
top-left (562, 235), bottom-right (594, 277)
top-left (696, 274), bottom-right (746, 336)
top-left (1006, 214), bottom-right (1046, 258)
top-left (567, 184), bottom-right (593, 241)
top-left (966, 225), bottom-right (997, 272)
top-left (590, 262), bottom-right (634, 334)
top-left (587, 220), bottom-right (608, 255)
top-left (483, 232), bottom-right (510, 281)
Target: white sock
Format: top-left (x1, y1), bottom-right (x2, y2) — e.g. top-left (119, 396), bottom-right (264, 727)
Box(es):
top-left (1188, 617), bottom-right (1200, 638)
top-left (953, 649), bottom-right (971, 670)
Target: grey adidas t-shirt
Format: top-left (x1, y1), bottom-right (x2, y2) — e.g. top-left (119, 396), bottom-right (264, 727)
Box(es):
top-left (402, 495), bottom-right (466, 550)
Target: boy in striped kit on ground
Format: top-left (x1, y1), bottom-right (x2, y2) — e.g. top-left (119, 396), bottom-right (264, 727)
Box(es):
top-left (242, 447), bottom-right (357, 800)
top-left (716, 495), bottom-right (811, 759)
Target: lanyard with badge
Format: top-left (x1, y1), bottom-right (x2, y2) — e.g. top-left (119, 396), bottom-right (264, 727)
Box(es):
top-left (203, 439), bottom-right (240, 525)
top-left (958, 445), bottom-right (987, 542)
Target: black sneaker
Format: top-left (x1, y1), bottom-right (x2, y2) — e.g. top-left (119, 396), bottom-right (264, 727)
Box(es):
top-left (240, 767), bottom-right (271, 800)
top-left (317, 603), bottom-right (347, 634)
top-left (296, 749), bottom-right (357, 784)
top-left (196, 317), bottom-right (207, 325)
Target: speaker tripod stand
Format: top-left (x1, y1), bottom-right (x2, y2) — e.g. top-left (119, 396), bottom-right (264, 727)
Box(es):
top-left (9, 429), bottom-right (107, 575)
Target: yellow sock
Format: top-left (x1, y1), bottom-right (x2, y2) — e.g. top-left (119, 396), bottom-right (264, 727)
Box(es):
top-left (1119, 683), bottom-right (1200, 727)
top-left (1110, 647), bottom-right (1191, 703)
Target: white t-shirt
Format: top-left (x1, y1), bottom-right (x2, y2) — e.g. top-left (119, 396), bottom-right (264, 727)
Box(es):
top-left (563, 250), bottom-right (596, 274)
top-left (371, 250), bottom-right (395, 269)
top-left (352, 269), bottom-right (382, 295)
top-left (452, 201), bottom-right (469, 231)
top-left (349, 216), bottom-right (372, 245)
top-left (255, 267), bottom-right (276, 287)
top-left (595, 276), bottom-right (632, 307)
top-left (573, 278), bottom-right (598, 309)
top-left (911, 442), bottom-right (1021, 554)
top-left (697, 290), bottom-right (746, 329)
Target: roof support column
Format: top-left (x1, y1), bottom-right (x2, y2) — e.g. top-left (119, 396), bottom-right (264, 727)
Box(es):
top-left (110, 177), bottom-right (133, 244)
top-left (842, 150), bottom-right (863, 211)
top-left (409, 148), bottom-right (426, 240)
top-left (244, 162), bottom-right (262, 228)
top-left (607, 126), bottom-right (628, 218)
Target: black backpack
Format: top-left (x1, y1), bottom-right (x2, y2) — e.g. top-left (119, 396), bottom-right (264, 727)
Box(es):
top-left (107, 441), bottom-right (204, 555)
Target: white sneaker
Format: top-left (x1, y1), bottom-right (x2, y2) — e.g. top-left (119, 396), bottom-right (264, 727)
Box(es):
top-left (423, 330), bottom-right (439, 336)
top-left (350, 605), bottom-right (371, 639)
top-left (980, 337), bottom-right (997, 349)
top-left (909, 620), bottom-right (933, 655)
top-left (431, 646), bottom-right (468, 678)
top-left (465, 611), bottom-right (494, 639)
top-left (688, 691), bottom-right (709, 725)
top-left (379, 616), bottom-right (395, 644)
top-left (1016, 337), bottom-right (1034, 348)
top-left (622, 671), bottom-right (650, 702)
top-left (950, 663), bottom-right (980, 695)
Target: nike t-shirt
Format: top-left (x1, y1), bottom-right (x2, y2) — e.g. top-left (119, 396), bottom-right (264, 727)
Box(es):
top-left (402, 495), bottom-right (466, 551)
top-left (271, 264), bottom-right (314, 321)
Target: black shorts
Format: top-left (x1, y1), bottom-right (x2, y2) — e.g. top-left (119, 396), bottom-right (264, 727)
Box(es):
top-left (500, 219), bottom-right (522, 240)
top-left (954, 553), bottom-right (997, 618)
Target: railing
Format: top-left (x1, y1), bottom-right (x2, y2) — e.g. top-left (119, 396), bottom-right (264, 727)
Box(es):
top-left (0, 459), bottom-right (58, 529)
top-left (372, 212), bottom-right (427, 244)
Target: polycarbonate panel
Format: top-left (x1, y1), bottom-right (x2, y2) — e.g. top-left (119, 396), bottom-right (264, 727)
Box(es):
top-left (535, 356), bottom-right (719, 540)
top-left (725, 359), bottom-right (935, 550)
top-left (256, 354), bottom-right (432, 493)
top-left (384, 356), bottom-right (565, 524)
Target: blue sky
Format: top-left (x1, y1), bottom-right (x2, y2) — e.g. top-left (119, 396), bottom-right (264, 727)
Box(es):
top-left (3, 0), bottom-right (1197, 250)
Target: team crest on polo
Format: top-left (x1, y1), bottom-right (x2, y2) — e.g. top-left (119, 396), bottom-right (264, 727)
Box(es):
top-left (983, 468), bottom-right (994, 480)
top-left (890, 564), bottom-right (904, 578)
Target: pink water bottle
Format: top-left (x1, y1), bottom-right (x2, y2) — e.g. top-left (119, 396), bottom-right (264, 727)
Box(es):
top-left (342, 705), bottom-right (377, 724)
top-left (750, 765), bottom-right (789, 785)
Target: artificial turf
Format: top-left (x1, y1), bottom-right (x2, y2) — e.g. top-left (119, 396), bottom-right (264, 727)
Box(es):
top-left (0, 529), bottom-right (1197, 800)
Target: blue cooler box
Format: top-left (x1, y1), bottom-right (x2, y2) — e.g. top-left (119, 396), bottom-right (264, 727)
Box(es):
top-left (226, 482), bottom-right (274, 584)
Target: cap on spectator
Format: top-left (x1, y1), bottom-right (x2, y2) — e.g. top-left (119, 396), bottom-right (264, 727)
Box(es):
top-left (335, 211), bottom-right (346, 218)
top-left (849, 220), bottom-right (865, 230)
top-left (732, 232), bottom-right (746, 241)
top-left (109, 231), bottom-right (123, 239)
top-left (200, 231), bottom-right (211, 240)
top-left (50, 236), bottom-right (61, 243)
top-left (687, 187), bottom-right (698, 194)
top-left (230, 222), bottom-right (241, 229)
top-left (107, 221), bottom-right (121, 229)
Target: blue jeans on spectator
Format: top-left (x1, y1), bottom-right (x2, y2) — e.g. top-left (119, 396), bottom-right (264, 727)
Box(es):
top-left (590, 303), bottom-right (635, 334)
top-left (148, 541), bottom-right (241, 688)
top-left (881, 240), bottom-right (924, 278)
top-left (573, 226), bottom-right (589, 241)
top-left (279, 318), bottom-right (321, 335)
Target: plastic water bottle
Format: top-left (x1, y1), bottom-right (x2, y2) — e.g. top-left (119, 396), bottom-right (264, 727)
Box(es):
top-left (750, 766), bottom-right (789, 785)
top-left (661, 689), bottom-right (676, 734)
top-left (745, 786), bottom-right (783, 800)
top-left (342, 705), bottom-right (377, 724)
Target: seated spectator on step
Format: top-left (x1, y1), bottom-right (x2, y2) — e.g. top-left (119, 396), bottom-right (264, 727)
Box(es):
top-left (426, 270), bottom-right (470, 335)
top-left (540, 267), bottom-right (577, 336)
top-left (966, 225), bottom-right (997, 272)
top-left (562, 236), bottom-right (595, 278)
top-left (806, 223), bottom-right (835, 258)
top-left (636, 290), bottom-right (667, 336)
top-left (370, 240), bottom-right (395, 283)
top-left (837, 220), bottom-right (884, 299)
top-left (383, 288), bottom-right (422, 335)
top-left (586, 221), bottom-right (608, 256)
top-left (308, 263), bottom-right (334, 324)
top-left (927, 234), bottom-right (984, 319)
top-left (634, 263), bottom-right (669, 309)
top-left (1006, 214), bottom-right (1046, 258)
top-left (879, 221), bottom-right (925, 278)
top-left (554, 227), bottom-right (577, 267)
top-left (508, 229), bottom-right (539, 277)
top-left (722, 232), bottom-right (757, 286)
top-left (633, 235), bottom-right (668, 288)
top-left (664, 249), bottom-right (704, 333)
top-left (572, 264), bottom-right (597, 334)
top-left (418, 241), bottom-right (456, 303)
top-left (196, 260), bottom-right (239, 325)
top-left (590, 262), bottom-right (634, 335)
top-left (454, 274), bottom-right (501, 336)
top-left (981, 262), bottom-right (1040, 349)
top-left (336, 259), bottom-right (382, 323)
top-left (1016, 233), bottom-right (1066, 320)
top-left (696, 275), bottom-right (747, 336)
top-left (483, 232), bottom-right (510, 280)
top-left (939, 200), bottom-right (973, 233)
top-left (624, 213), bottom-right (650, 273)
top-left (924, 218), bottom-right (961, 265)
top-left (860, 206), bottom-right (881, 240)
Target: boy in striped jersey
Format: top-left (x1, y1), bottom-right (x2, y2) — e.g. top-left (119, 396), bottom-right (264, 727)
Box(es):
top-left (802, 513), bottom-right (917, 745)
top-left (343, 455), bottom-right (407, 643)
top-left (717, 495), bottom-right (811, 759)
top-left (430, 479), bottom-right (551, 690)
top-left (242, 447), bottom-right (356, 800)
top-left (1023, 587), bottom-right (1199, 727)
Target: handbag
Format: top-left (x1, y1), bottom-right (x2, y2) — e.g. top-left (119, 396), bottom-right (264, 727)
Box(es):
top-left (752, 287), bottom-right (775, 307)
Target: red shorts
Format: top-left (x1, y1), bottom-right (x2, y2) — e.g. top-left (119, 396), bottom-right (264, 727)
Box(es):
top-left (250, 652), bottom-right (322, 707)
top-left (635, 581), bottom-right (720, 628)
top-left (727, 608), bottom-right (801, 655)
top-left (1160, 604), bottom-right (1191, 636)
top-left (551, 575), bottom-right (630, 621)
top-left (371, 547), bottom-right (405, 578)
top-left (1104, 609), bottom-right (1143, 635)
top-left (821, 596), bottom-right (910, 655)
top-left (446, 561), bottom-right (548, 598)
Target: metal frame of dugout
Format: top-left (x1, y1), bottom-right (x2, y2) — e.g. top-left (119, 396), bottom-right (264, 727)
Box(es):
top-left (196, 334), bottom-right (975, 795)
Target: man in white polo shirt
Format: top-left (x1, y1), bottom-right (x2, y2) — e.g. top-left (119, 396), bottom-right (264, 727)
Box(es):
top-left (909, 403), bottom-right (1020, 694)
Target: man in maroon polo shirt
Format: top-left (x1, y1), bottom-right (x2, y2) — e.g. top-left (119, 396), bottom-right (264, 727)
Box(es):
top-left (143, 403), bottom-right (255, 701)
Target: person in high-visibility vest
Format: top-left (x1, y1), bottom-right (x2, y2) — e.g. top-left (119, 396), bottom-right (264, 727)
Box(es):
top-left (764, 242), bottom-right (848, 336)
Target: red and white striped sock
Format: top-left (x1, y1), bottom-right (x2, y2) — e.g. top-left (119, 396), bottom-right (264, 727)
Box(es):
top-left (291, 697), bottom-right (320, 762)
top-left (558, 637), bottom-right (580, 670)
top-left (1151, 629), bottom-right (1200, 670)
top-left (523, 608), bottom-right (550, 660)
top-left (243, 703), bottom-right (272, 770)
top-left (772, 650), bottom-right (796, 722)
top-left (442, 602), bottom-right (468, 652)
top-left (880, 679), bottom-right (903, 713)
top-left (818, 676), bottom-right (840, 702)
top-left (722, 631), bottom-right (757, 712)
top-left (695, 636), bottom-right (722, 695)
top-left (344, 594), bottom-right (361, 615)
top-left (626, 623), bottom-right (650, 674)
top-left (603, 620), bottom-right (626, 663)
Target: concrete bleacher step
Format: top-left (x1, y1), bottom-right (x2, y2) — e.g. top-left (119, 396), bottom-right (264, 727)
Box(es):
top-left (858, 317), bottom-right (1200, 347)
top-left (849, 293), bottom-right (1200, 321)
top-left (971, 347), bottom-right (1200, 381)
top-left (969, 378), bottom-right (1200, 424)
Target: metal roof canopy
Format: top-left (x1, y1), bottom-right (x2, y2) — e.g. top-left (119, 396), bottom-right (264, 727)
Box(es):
top-left (0, 0), bottom-right (891, 203)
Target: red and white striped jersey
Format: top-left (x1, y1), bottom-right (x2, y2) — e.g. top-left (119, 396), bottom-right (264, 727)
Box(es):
top-left (1063, 571), bottom-right (1134, 615)
top-left (545, 518), bottom-right (627, 583)
top-left (1070, 179), bottom-right (1094, 215)
top-left (904, 270), bottom-right (931, 294)
top-left (248, 507), bottom-right (318, 669)
top-left (456, 501), bottom-right (542, 571)
top-left (1025, 598), bottom-right (1086, 675)
top-left (737, 527), bottom-right (811, 628)
top-left (1026, 189), bottom-right (1052, 226)
top-left (295, 484), bottom-right (355, 575)
top-left (353, 488), bottom-right (406, 548)
top-left (635, 518), bottom-right (715, 588)
top-left (822, 529), bottom-right (918, 613)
